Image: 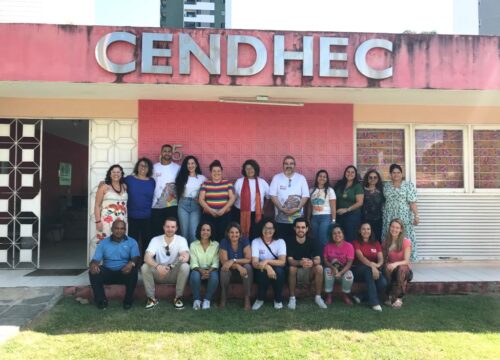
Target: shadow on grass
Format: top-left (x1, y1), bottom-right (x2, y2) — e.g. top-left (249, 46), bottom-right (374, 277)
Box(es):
top-left (26, 294), bottom-right (500, 336)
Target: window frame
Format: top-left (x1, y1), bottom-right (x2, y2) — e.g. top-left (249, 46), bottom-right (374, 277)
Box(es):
top-left (471, 125), bottom-right (500, 193)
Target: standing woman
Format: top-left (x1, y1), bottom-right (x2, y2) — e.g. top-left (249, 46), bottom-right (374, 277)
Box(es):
top-left (219, 222), bottom-right (253, 310)
top-left (382, 218), bottom-right (412, 308)
top-left (94, 165), bottom-right (128, 250)
top-left (124, 158), bottom-right (155, 255)
top-left (362, 169), bottom-right (385, 242)
top-left (251, 219), bottom-right (287, 310)
top-left (352, 222), bottom-right (386, 311)
top-left (309, 169), bottom-right (336, 251)
top-left (383, 164), bottom-right (419, 261)
top-left (198, 160), bottom-right (236, 241)
top-left (233, 159), bottom-right (270, 241)
top-left (176, 155), bottom-right (206, 244)
top-left (334, 165), bottom-right (364, 242)
top-left (189, 221), bottom-right (219, 310)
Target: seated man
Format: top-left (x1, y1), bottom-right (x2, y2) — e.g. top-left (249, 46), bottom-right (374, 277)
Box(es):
top-left (89, 219), bottom-right (140, 310)
top-left (141, 217), bottom-right (190, 310)
top-left (287, 217), bottom-right (327, 309)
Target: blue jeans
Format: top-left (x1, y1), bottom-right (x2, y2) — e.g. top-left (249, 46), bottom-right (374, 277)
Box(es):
top-left (352, 264), bottom-right (387, 306)
top-left (311, 214), bottom-right (331, 251)
top-left (337, 209), bottom-right (361, 243)
top-left (178, 197), bottom-right (201, 244)
top-left (189, 270), bottom-right (219, 301)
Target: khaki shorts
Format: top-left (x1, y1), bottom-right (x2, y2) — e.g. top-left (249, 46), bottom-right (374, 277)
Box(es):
top-left (296, 267), bottom-right (312, 287)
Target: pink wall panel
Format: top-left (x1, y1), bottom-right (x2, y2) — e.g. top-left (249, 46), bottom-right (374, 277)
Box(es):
top-left (139, 101), bottom-right (353, 184)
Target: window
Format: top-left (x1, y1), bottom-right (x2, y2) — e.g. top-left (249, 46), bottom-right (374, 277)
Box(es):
top-left (415, 129), bottom-right (464, 188)
top-left (473, 129), bottom-right (500, 189)
top-left (356, 128), bottom-right (405, 180)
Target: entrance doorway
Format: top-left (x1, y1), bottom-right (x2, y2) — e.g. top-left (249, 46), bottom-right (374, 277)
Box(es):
top-left (40, 120), bottom-right (88, 269)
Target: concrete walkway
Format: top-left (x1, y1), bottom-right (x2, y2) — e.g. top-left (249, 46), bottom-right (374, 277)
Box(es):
top-left (0, 287), bottom-right (62, 343)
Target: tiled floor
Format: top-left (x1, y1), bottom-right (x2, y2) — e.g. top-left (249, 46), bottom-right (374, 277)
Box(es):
top-left (0, 261), bottom-right (499, 288)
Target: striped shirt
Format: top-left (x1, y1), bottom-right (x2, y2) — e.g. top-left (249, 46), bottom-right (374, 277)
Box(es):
top-left (200, 180), bottom-right (234, 210)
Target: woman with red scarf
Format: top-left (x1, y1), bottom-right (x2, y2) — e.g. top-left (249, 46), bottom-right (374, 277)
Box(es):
top-left (233, 159), bottom-right (270, 241)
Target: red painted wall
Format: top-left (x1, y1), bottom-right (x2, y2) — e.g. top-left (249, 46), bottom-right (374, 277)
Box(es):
top-left (0, 24), bottom-right (499, 90)
top-left (139, 100), bottom-right (353, 184)
top-left (41, 133), bottom-right (88, 218)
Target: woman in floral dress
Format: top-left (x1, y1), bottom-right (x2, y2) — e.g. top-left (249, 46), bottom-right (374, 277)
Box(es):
top-left (94, 164), bottom-right (128, 243)
top-left (382, 164), bottom-right (419, 261)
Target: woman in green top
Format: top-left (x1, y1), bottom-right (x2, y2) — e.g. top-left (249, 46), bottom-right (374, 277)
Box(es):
top-left (334, 165), bottom-right (364, 242)
top-left (189, 220), bottom-right (219, 310)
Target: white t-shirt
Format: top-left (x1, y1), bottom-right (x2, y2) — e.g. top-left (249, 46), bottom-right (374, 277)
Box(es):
top-left (183, 174), bottom-right (207, 199)
top-left (251, 237), bottom-right (287, 261)
top-left (152, 162), bottom-right (181, 208)
top-left (310, 187), bottom-right (337, 216)
top-left (146, 234), bottom-right (189, 265)
top-left (234, 177), bottom-right (270, 211)
top-left (269, 172), bottom-right (310, 223)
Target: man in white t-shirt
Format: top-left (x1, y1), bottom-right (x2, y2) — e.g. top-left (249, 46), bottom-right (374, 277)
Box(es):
top-left (269, 155), bottom-right (310, 246)
top-left (141, 218), bottom-right (190, 310)
top-left (151, 144), bottom-right (181, 236)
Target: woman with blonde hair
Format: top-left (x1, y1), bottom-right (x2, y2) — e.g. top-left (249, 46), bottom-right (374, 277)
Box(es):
top-left (382, 218), bottom-right (413, 308)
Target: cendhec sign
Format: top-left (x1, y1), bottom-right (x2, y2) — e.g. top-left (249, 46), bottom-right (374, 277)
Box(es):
top-left (95, 31), bottom-right (393, 80)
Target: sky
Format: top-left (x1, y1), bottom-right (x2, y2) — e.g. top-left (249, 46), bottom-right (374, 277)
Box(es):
top-left (0, 0), bottom-right (478, 35)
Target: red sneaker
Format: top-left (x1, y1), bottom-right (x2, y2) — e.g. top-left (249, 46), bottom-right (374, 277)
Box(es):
top-left (341, 293), bottom-right (353, 306)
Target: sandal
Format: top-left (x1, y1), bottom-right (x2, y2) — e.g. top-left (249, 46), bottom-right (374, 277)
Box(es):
top-left (391, 298), bottom-right (403, 309)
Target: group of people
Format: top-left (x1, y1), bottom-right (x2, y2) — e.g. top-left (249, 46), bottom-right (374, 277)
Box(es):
top-left (90, 145), bottom-right (418, 311)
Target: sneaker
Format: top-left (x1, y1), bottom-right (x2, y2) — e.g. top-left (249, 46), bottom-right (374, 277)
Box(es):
top-left (384, 297), bottom-right (393, 306)
top-left (173, 297), bottom-right (184, 310)
top-left (315, 295), bottom-right (327, 309)
top-left (326, 293), bottom-right (333, 305)
top-left (274, 301), bottom-right (283, 310)
top-left (287, 296), bottom-right (296, 310)
top-left (341, 293), bottom-right (353, 306)
top-left (372, 304), bottom-right (383, 312)
top-left (352, 295), bottom-right (361, 304)
top-left (144, 297), bottom-right (158, 310)
top-left (193, 299), bottom-right (201, 310)
top-left (123, 302), bottom-right (132, 310)
top-left (252, 299), bottom-right (264, 311)
top-left (202, 299), bottom-right (210, 310)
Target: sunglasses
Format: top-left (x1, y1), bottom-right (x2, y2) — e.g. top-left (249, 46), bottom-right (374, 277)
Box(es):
top-left (368, 176), bottom-right (378, 180)
top-left (288, 178), bottom-right (292, 187)
top-left (165, 245), bottom-right (170, 257)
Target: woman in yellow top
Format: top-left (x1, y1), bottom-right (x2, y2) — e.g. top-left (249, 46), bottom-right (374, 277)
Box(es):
top-left (189, 220), bottom-right (219, 310)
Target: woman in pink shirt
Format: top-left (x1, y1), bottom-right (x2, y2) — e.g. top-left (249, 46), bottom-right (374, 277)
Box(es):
top-left (382, 218), bottom-right (413, 308)
top-left (323, 224), bottom-right (355, 305)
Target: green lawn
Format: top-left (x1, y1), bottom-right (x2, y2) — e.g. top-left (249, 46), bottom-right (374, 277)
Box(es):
top-left (1, 294), bottom-right (499, 360)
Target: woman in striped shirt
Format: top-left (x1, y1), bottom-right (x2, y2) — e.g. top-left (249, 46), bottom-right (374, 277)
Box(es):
top-left (199, 160), bottom-right (236, 241)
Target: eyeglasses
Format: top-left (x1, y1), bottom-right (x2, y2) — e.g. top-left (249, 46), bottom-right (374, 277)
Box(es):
top-left (368, 176), bottom-right (378, 180)
top-left (165, 245), bottom-right (170, 256)
top-left (263, 227), bottom-right (275, 231)
top-left (288, 178), bottom-right (292, 187)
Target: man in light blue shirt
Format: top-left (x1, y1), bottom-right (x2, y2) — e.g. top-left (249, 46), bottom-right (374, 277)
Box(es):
top-left (89, 220), bottom-right (140, 310)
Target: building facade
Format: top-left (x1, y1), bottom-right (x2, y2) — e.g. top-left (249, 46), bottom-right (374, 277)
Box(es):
top-left (0, 24), bottom-right (499, 269)
top-left (479, 0), bottom-right (500, 35)
top-left (160, 0), bottom-right (229, 29)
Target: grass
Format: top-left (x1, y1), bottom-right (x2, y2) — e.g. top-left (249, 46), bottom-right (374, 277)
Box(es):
top-left (1, 294), bottom-right (499, 360)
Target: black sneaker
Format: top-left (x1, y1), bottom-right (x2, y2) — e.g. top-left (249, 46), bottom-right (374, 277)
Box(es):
top-left (145, 297), bottom-right (158, 310)
top-left (123, 302), bottom-right (133, 310)
top-left (97, 300), bottom-right (108, 310)
top-left (173, 297), bottom-right (184, 310)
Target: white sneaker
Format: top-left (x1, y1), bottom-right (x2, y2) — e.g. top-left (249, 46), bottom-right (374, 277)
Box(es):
top-left (315, 295), bottom-right (327, 309)
top-left (252, 299), bottom-right (264, 311)
top-left (372, 304), bottom-right (383, 312)
top-left (287, 297), bottom-right (296, 310)
top-left (192, 300), bottom-right (201, 310)
top-left (352, 295), bottom-right (361, 304)
top-left (274, 301), bottom-right (283, 310)
top-left (202, 299), bottom-right (210, 310)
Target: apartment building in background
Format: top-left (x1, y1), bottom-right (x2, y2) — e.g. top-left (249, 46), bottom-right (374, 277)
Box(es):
top-left (160, 0), bottom-right (231, 29)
